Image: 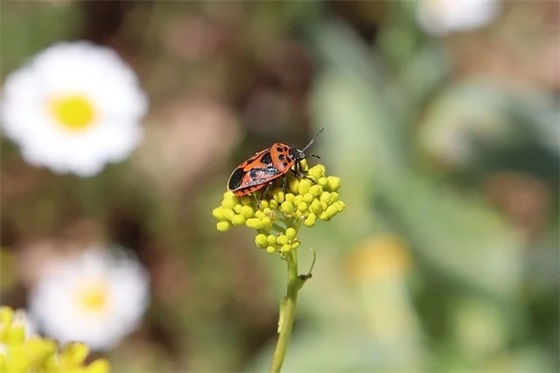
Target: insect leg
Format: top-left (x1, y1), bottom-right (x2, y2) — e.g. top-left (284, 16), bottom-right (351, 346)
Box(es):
top-left (281, 175), bottom-right (288, 193)
top-left (258, 181), bottom-right (274, 208)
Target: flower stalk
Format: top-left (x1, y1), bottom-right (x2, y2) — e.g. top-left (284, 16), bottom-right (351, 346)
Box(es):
top-left (270, 247), bottom-right (315, 373)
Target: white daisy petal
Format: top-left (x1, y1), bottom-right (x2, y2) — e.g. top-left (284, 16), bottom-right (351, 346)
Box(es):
top-left (0, 41), bottom-right (148, 176)
top-left (417, 0), bottom-right (500, 37)
top-left (28, 246), bottom-right (150, 351)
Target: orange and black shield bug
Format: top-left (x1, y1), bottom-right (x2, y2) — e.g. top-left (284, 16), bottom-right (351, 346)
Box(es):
top-left (227, 128), bottom-right (324, 197)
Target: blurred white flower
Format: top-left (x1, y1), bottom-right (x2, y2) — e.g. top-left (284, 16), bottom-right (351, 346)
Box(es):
top-left (1, 41), bottom-right (148, 177)
top-left (417, 0), bottom-right (500, 36)
top-left (28, 246), bottom-right (150, 351)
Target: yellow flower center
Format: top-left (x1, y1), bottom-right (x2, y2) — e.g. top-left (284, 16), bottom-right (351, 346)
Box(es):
top-left (78, 281), bottom-right (109, 314)
top-left (49, 94), bottom-right (97, 131)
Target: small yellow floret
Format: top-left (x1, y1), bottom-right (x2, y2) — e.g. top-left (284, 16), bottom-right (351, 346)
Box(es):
top-left (239, 205), bottom-right (254, 218)
top-left (255, 234), bottom-right (268, 248)
top-left (280, 201), bottom-right (295, 214)
top-left (216, 221), bottom-right (231, 231)
top-left (319, 192), bottom-right (331, 204)
top-left (285, 228), bottom-right (297, 240)
top-left (277, 235), bottom-right (289, 245)
top-left (288, 178), bottom-right (300, 194)
top-left (280, 244), bottom-right (292, 253)
top-left (231, 214), bottom-right (246, 225)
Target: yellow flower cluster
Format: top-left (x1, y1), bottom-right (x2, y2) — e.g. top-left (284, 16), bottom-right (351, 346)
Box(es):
top-left (213, 162), bottom-right (345, 254)
top-left (0, 306), bottom-right (110, 373)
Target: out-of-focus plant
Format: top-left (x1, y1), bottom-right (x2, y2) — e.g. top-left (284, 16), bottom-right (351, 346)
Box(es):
top-left (0, 41), bottom-right (147, 177)
top-left (0, 306), bottom-right (110, 373)
top-left (28, 246), bottom-right (150, 351)
top-left (213, 160), bottom-right (345, 372)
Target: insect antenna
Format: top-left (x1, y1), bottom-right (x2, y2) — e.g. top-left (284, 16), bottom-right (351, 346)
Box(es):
top-left (300, 128), bottom-right (325, 152)
top-left (304, 154), bottom-right (321, 160)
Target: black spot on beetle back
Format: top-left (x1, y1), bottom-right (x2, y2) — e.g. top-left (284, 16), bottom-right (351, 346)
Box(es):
top-left (261, 152), bottom-right (272, 164)
top-left (228, 167), bottom-right (245, 190)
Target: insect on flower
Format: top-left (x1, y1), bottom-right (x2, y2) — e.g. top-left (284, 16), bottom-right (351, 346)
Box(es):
top-left (227, 128), bottom-right (324, 199)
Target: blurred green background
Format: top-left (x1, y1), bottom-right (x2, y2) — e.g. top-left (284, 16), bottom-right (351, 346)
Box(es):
top-left (1, 1), bottom-right (558, 372)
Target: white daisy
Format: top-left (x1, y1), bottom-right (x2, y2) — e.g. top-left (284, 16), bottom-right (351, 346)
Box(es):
top-left (0, 41), bottom-right (148, 177)
top-left (417, 0), bottom-right (500, 37)
top-left (28, 246), bottom-right (150, 351)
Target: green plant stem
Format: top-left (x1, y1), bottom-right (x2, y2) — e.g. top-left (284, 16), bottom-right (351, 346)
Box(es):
top-left (269, 250), bottom-right (305, 373)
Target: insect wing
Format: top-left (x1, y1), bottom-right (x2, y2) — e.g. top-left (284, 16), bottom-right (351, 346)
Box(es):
top-left (228, 148), bottom-right (281, 193)
top-left (232, 165), bottom-right (282, 195)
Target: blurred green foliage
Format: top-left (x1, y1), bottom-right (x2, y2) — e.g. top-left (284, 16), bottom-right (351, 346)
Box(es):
top-left (1, 1), bottom-right (558, 372)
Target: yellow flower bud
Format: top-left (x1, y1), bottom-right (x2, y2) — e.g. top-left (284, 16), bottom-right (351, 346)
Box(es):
top-left (280, 244), bottom-right (292, 253)
top-left (261, 216), bottom-right (272, 229)
top-left (291, 241), bottom-right (301, 250)
top-left (298, 179), bottom-right (312, 195)
top-left (277, 234), bottom-right (289, 245)
top-left (212, 207), bottom-right (225, 220)
top-left (309, 184), bottom-right (322, 197)
top-left (222, 208), bottom-right (234, 221)
top-left (285, 227), bottom-right (297, 240)
top-left (302, 193), bottom-right (314, 203)
top-left (248, 218), bottom-right (265, 229)
top-left (310, 200), bottom-right (323, 214)
top-left (297, 202), bottom-right (308, 212)
top-left (326, 205), bottom-right (339, 218)
top-left (239, 205), bottom-right (254, 218)
top-left (267, 235), bottom-right (277, 246)
top-left (304, 214), bottom-right (316, 227)
top-left (329, 192), bottom-right (339, 203)
top-left (231, 214), bottom-right (246, 225)
top-left (280, 201), bottom-right (295, 214)
top-left (320, 192), bottom-right (331, 204)
top-left (326, 176), bottom-right (341, 191)
top-left (255, 234), bottom-right (268, 248)
top-left (266, 246), bottom-right (276, 254)
top-left (221, 196), bottom-right (239, 209)
top-left (216, 221), bottom-right (231, 231)
top-left (285, 193), bottom-right (295, 203)
top-left (309, 164), bottom-right (325, 179)
top-left (223, 191), bottom-right (236, 199)
top-left (288, 178), bottom-right (300, 194)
